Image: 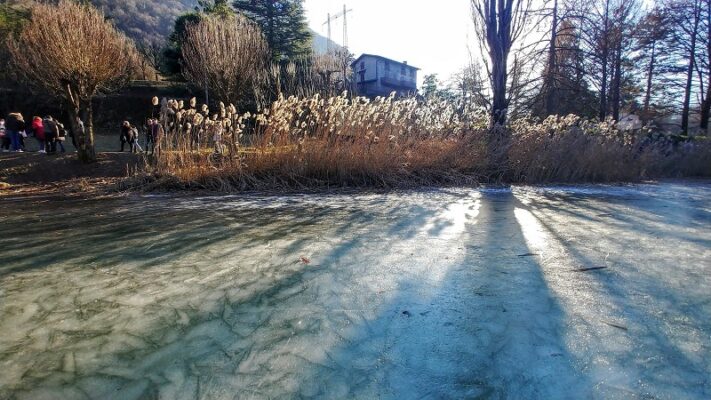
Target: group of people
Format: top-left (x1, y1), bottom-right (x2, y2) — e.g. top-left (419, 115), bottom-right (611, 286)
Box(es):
top-left (119, 119), bottom-right (163, 156)
top-left (0, 110), bottom-right (165, 156)
top-left (120, 120), bottom-right (141, 153)
top-left (0, 112), bottom-right (80, 154)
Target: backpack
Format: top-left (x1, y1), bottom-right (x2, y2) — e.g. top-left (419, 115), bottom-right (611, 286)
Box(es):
top-left (58, 123), bottom-right (67, 140)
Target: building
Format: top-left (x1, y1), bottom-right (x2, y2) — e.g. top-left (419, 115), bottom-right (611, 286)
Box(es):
top-left (351, 54), bottom-right (419, 98)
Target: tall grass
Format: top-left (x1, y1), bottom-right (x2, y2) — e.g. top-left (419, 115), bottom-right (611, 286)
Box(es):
top-left (140, 94), bottom-right (711, 191)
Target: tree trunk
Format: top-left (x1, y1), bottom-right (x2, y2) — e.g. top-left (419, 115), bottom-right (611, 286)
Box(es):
top-left (64, 84), bottom-right (97, 163)
top-left (700, 83), bottom-right (711, 131)
top-left (682, 3), bottom-right (700, 135)
top-left (700, 0), bottom-right (711, 131)
top-left (488, 43), bottom-right (510, 176)
top-left (490, 54), bottom-right (508, 126)
top-left (611, 43), bottom-right (622, 121)
top-left (544, 0), bottom-right (559, 116)
top-left (642, 41), bottom-right (656, 125)
top-left (267, 2), bottom-right (275, 58)
top-left (598, 0), bottom-right (610, 121)
top-left (68, 101), bottom-right (96, 163)
top-left (599, 60), bottom-right (608, 121)
top-left (681, 44), bottom-right (697, 135)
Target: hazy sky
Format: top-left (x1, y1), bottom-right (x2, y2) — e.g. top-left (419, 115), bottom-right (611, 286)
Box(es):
top-left (303, 0), bottom-right (475, 85)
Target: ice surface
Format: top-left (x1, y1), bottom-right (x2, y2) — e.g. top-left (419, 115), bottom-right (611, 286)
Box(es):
top-left (0, 181), bottom-right (710, 399)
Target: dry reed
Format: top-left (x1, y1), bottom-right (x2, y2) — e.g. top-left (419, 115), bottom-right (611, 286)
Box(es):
top-left (137, 94), bottom-right (711, 191)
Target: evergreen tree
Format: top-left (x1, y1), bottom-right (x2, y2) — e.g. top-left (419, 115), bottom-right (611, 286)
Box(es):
top-left (421, 74), bottom-right (440, 99)
top-left (232, 0), bottom-right (311, 61)
top-left (162, 12), bottom-right (202, 77)
top-left (532, 19), bottom-right (598, 119)
top-left (197, 0), bottom-right (234, 17)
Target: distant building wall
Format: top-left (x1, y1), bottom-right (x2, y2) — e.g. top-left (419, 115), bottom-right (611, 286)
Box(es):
top-left (352, 54), bottom-right (418, 98)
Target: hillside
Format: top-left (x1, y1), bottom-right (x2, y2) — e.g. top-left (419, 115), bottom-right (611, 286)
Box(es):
top-left (310, 28), bottom-right (343, 54)
top-left (91, 0), bottom-right (335, 55)
top-left (91, 0), bottom-right (196, 44)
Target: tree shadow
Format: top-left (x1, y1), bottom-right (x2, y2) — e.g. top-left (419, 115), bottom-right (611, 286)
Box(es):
top-left (286, 190), bottom-right (589, 398)
top-left (11, 187), bottom-right (698, 398)
top-left (514, 187), bottom-right (711, 398)
top-left (0, 192), bottom-right (472, 398)
top-left (0, 198), bottom-right (345, 277)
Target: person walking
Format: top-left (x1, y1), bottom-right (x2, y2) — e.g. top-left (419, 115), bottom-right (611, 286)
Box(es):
top-left (146, 119), bottom-right (156, 155)
top-left (120, 121), bottom-right (133, 152)
top-left (73, 115), bottom-right (84, 150)
top-left (0, 119), bottom-right (8, 152)
top-left (32, 116), bottom-right (46, 153)
top-left (5, 112), bottom-right (26, 152)
top-left (21, 125), bottom-right (29, 150)
top-left (132, 124), bottom-right (144, 153)
top-left (43, 116), bottom-right (59, 154)
top-left (151, 119), bottom-right (164, 158)
top-left (56, 121), bottom-right (67, 153)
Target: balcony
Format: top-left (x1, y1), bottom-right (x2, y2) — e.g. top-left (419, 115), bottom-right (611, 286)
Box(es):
top-left (380, 76), bottom-right (416, 90)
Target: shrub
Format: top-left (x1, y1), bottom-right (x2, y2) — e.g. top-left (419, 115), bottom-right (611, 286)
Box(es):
top-left (180, 14), bottom-right (270, 109)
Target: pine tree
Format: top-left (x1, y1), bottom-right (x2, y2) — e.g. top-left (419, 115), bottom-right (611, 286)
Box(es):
top-left (232, 0), bottom-right (311, 61)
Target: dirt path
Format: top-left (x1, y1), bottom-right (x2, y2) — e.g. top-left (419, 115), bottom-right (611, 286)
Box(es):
top-left (0, 151), bottom-right (142, 197)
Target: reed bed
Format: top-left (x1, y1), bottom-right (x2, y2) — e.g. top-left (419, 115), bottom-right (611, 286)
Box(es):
top-left (138, 94), bottom-right (711, 191)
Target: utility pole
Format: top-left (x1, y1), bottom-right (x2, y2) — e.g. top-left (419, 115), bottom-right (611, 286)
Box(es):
top-left (326, 12), bottom-right (331, 52)
top-left (322, 4), bottom-right (352, 50)
top-left (343, 4), bottom-right (348, 49)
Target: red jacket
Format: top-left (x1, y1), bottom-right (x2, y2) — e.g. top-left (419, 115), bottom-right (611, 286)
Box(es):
top-left (32, 119), bottom-right (45, 140)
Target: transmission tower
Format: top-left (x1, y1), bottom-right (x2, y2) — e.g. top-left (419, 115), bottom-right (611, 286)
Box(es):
top-left (322, 4), bottom-right (353, 51)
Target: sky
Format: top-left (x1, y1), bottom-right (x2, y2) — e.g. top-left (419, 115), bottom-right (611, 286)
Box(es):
top-left (303, 0), bottom-right (476, 86)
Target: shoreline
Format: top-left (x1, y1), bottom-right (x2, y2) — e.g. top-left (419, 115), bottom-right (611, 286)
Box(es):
top-left (3, 149), bottom-right (711, 200)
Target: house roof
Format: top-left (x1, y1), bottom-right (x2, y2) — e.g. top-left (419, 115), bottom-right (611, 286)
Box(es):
top-left (351, 54), bottom-right (420, 70)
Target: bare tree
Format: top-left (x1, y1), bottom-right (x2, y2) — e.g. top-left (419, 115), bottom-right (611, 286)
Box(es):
top-left (670, 0), bottom-right (703, 134)
top-left (608, 1), bottom-right (641, 121)
top-left (634, 7), bottom-right (674, 125)
top-left (312, 49), bottom-right (353, 96)
top-left (696, 0), bottom-right (711, 131)
top-left (451, 59), bottom-right (490, 110)
top-left (181, 14), bottom-right (270, 109)
top-left (471, 0), bottom-right (534, 127)
top-left (136, 39), bottom-right (164, 81)
top-left (7, 0), bottom-right (139, 163)
top-left (542, 0), bottom-right (561, 116)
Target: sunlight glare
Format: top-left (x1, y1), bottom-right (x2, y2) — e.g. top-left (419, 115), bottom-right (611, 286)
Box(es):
top-left (513, 206), bottom-right (548, 253)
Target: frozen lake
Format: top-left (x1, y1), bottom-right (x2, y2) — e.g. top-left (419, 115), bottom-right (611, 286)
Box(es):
top-left (1, 181), bottom-right (710, 399)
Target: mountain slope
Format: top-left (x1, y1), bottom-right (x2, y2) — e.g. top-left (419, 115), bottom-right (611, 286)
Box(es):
top-left (310, 28), bottom-right (343, 55)
top-left (91, 0), bottom-right (334, 56)
top-left (91, 0), bottom-right (196, 44)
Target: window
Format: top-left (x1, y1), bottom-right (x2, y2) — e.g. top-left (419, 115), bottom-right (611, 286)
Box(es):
top-left (360, 62), bottom-right (365, 71)
top-left (401, 65), bottom-right (405, 75)
top-left (384, 62), bottom-right (390, 72)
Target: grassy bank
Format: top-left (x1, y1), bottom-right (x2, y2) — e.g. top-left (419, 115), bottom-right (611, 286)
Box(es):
top-left (130, 94), bottom-right (711, 192)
